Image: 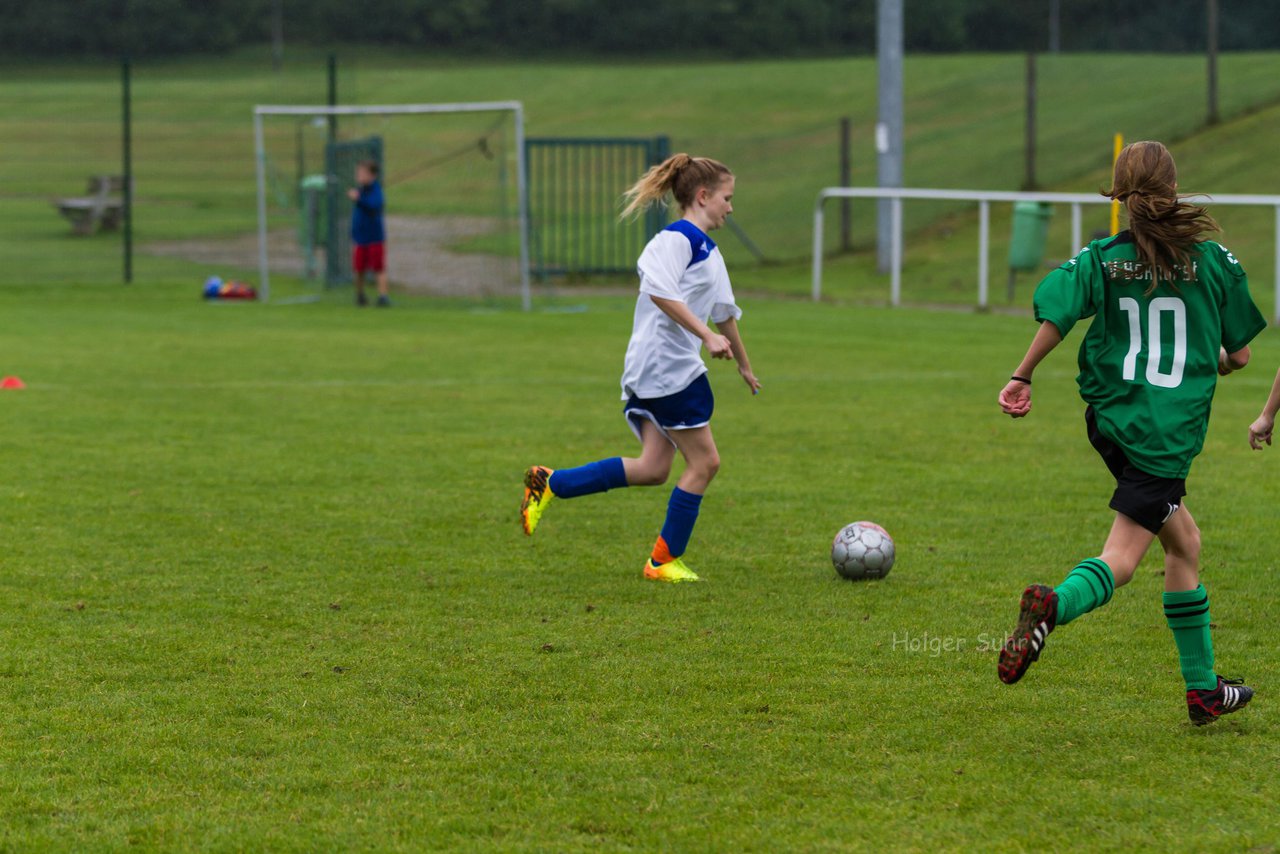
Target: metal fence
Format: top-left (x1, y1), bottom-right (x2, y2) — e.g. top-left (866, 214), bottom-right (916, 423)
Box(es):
top-left (812, 187), bottom-right (1280, 323)
top-left (525, 136), bottom-right (669, 278)
top-left (254, 102), bottom-right (529, 307)
top-left (324, 135), bottom-right (382, 286)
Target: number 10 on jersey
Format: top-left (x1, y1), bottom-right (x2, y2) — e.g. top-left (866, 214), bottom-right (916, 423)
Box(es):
top-left (1119, 297), bottom-right (1186, 389)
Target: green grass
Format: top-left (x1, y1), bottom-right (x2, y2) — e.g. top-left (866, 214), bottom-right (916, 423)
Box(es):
top-left (2, 284), bottom-right (1279, 849)
top-left (6, 50), bottom-right (1280, 291)
top-left (6, 48), bottom-right (1280, 850)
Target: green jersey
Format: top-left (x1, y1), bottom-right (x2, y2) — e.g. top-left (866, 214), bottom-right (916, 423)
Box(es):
top-left (1034, 232), bottom-right (1266, 479)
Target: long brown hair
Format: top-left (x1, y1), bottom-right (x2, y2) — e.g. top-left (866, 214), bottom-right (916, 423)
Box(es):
top-left (1102, 141), bottom-right (1217, 290)
top-left (620, 153), bottom-right (732, 220)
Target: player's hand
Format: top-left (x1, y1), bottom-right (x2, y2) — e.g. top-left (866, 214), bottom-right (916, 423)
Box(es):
top-left (703, 333), bottom-right (733, 360)
top-left (739, 365), bottom-right (761, 395)
top-left (1248, 413), bottom-right (1274, 450)
top-left (1218, 347), bottom-right (1234, 376)
top-left (346, 188), bottom-right (359, 201)
top-left (999, 380), bottom-right (1032, 418)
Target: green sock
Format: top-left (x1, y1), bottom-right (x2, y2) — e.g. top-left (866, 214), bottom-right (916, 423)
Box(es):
top-left (1163, 584), bottom-right (1216, 691)
top-left (1053, 558), bottom-right (1115, 625)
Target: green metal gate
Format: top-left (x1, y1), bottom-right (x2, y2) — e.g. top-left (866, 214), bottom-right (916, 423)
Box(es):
top-left (325, 135), bottom-right (383, 286)
top-left (525, 136), bottom-right (669, 278)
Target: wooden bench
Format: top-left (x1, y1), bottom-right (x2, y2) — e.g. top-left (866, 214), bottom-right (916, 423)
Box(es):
top-left (54, 175), bottom-right (127, 236)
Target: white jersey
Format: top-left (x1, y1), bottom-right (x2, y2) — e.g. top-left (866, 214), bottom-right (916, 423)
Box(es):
top-left (620, 220), bottom-right (742, 400)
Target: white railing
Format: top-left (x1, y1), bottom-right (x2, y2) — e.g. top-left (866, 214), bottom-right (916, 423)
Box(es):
top-left (812, 187), bottom-right (1280, 323)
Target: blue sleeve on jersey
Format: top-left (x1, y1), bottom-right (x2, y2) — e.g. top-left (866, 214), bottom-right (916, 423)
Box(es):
top-left (663, 220), bottom-right (716, 268)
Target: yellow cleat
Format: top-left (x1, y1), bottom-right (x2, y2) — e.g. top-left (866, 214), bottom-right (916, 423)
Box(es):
top-left (521, 466), bottom-right (555, 536)
top-left (643, 557), bottom-right (700, 583)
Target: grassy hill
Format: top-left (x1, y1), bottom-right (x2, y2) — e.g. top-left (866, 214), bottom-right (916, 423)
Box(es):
top-left (4, 49), bottom-right (1280, 301)
top-left (798, 95), bottom-right (1280, 318)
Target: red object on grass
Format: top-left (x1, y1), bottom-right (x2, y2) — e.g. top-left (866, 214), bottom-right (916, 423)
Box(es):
top-left (219, 281), bottom-right (258, 300)
top-left (1, 376), bottom-right (25, 389)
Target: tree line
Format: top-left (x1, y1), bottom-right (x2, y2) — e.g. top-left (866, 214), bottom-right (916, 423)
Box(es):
top-left (5, 0), bottom-right (1278, 58)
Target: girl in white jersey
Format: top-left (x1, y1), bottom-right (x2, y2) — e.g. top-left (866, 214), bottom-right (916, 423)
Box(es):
top-left (520, 154), bottom-right (760, 582)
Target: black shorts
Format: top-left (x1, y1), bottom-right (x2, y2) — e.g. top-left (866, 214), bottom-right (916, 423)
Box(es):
top-left (1085, 406), bottom-right (1186, 534)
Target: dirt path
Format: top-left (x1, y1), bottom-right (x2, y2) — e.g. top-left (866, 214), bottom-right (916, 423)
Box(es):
top-left (143, 214), bottom-right (520, 296)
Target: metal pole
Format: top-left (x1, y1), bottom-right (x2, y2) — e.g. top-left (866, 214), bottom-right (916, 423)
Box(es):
top-left (122, 56), bottom-right (133, 284)
top-left (812, 197), bottom-right (826, 301)
top-left (515, 104), bottom-right (532, 311)
top-left (1207, 0), bottom-right (1220, 125)
top-left (890, 196), bottom-right (902, 306)
top-left (254, 110), bottom-right (270, 301)
top-left (1048, 0), bottom-right (1061, 53)
top-left (1024, 52), bottom-right (1037, 190)
top-left (1110, 133), bottom-right (1123, 235)
top-left (876, 0), bottom-right (904, 274)
top-left (840, 116), bottom-right (852, 252)
top-left (327, 53), bottom-right (338, 142)
top-left (1071, 202), bottom-right (1082, 253)
top-left (978, 201), bottom-right (990, 309)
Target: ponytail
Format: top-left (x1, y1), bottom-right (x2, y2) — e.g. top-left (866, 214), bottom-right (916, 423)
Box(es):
top-left (1103, 141), bottom-right (1218, 292)
top-left (620, 153), bottom-right (732, 220)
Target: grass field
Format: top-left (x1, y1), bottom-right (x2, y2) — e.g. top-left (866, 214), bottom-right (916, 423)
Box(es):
top-left (6, 50), bottom-right (1280, 295)
top-left (2, 284), bottom-right (1278, 849)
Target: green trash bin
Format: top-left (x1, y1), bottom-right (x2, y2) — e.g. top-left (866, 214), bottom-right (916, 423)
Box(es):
top-left (298, 174), bottom-right (329, 281)
top-left (1007, 201), bottom-right (1053, 301)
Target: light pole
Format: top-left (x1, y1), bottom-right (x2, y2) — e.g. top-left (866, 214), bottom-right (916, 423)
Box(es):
top-left (876, 0), bottom-right (903, 274)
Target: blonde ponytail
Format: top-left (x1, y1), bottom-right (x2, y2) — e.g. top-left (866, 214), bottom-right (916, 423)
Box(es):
top-left (620, 153), bottom-right (732, 220)
top-left (1103, 141), bottom-right (1218, 292)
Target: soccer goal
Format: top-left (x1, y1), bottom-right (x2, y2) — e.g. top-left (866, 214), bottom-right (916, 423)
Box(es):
top-left (252, 102), bottom-right (531, 307)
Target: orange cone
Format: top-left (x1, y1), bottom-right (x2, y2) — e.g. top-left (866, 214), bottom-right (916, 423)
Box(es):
top-left (1, 376), bottom-right (25, 389)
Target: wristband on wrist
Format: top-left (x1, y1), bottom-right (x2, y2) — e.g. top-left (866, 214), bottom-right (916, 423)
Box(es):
top-left (1011, 374), bottom-right (1032, 385)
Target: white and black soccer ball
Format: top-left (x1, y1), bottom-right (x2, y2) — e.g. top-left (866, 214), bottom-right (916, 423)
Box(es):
top-left (831, 521), bottom-right (895, 580)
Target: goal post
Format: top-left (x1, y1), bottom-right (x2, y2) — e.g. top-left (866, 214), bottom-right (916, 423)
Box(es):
top-left (252, 101), bottom-right (531, 308)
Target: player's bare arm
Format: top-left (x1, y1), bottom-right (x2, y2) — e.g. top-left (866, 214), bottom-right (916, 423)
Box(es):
top-left (1248, 365), bottom-right (1280, 450)
top-left (1218, 344), bottom-right (1250, 376)
top-left (712, 317), bottom-right (760, 393)
top-left (650, 295), bottom-right (733, 359)
top-left (999, 321), bottom-right (1063, 418)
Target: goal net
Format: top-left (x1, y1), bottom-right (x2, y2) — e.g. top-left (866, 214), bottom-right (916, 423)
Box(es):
top-left (253, 102), bottom-right (530, 305)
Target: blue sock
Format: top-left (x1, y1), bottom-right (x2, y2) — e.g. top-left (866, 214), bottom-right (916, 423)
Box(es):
top-left (547, 458), bottom-right (628, 499)
top-left (653, 487), bottom-right (703, 562)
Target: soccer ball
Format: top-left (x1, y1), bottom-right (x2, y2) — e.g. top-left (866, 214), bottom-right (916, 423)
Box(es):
top-left (831, 521), bottom-right (895, 580)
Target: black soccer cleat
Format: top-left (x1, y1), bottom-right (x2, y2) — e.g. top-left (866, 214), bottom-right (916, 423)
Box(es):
top-left (356, 291), bottom-right (369, 307)
top-left (1187, 675), bottom-right (1254, 726)
top-left (998, 584), bottom-right (1058, 685)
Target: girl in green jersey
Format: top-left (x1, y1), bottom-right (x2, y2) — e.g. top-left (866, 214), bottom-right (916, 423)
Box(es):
top-left (995, 141), bottom-right (1266, 725)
